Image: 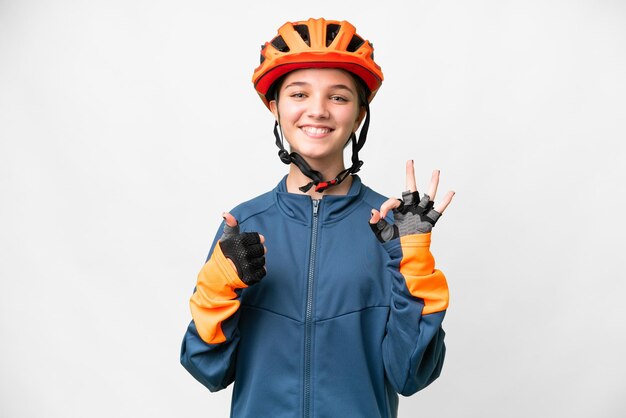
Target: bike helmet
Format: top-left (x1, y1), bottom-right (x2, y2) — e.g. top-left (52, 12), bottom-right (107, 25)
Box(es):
top-left (253, 18), bottom-right (384, 193)
top-left (253, 18), bottom-right (383, 108)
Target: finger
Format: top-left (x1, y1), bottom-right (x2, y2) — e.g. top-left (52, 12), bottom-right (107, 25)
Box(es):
top-left (369, 208), bottom-right (381, 224)
top-left (406, 160), bottom-right (417, 193)
top-left (249, 242), bottom-right (265, 257)
top-left (402, 190), bottom-right (419, 206)
top-left (250, 256), bottom-right (266, 268)
top-left (369, 217), bottom-right (397, 243)
top-left (435, 190), bottom-right (455, 213)
top-left (222, 212), bottom-right (238, 228)
top-left (418, 194), bottom-right (434, 211)
top-left (379, 198), bottom-right (402, 219)
top-left (258, 234), bottom-right (268, 255)
top-left (221, 212), bottom-right (240, 239)
top-left (427, 170), bottom-right (440, 201)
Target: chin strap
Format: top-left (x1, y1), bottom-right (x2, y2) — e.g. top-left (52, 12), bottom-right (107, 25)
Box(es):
top-left (273, 102), bottom-right (370, 193)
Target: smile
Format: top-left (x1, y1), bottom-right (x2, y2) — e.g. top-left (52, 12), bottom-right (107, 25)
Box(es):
top-left (300, 126), bottom-right (333, 136)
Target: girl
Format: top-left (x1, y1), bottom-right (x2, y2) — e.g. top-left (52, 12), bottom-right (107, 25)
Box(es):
top-left (181, 18), bottom-right (454, 418)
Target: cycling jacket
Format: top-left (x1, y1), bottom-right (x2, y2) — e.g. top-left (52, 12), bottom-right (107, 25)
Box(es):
top-left (180, 175), bottom-right (449, 418)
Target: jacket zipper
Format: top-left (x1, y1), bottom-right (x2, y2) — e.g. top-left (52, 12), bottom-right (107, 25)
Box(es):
top-left (304, 198), bottom-right (320, 418)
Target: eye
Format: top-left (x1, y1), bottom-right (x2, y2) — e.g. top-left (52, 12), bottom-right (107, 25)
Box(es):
top-left (330, 95), bottom-right (349, 102)
top-left (289, 92), bottom-right (307, 99)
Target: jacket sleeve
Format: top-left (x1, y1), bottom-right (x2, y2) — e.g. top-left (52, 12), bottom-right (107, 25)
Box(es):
top-left (180, 225), bottom-right (248, 392)
top-left (382, 232), bottom-right (449, 396)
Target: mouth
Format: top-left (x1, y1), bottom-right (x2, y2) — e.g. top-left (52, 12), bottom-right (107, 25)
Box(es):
top-left (300, 126), bottom-right (334, 138)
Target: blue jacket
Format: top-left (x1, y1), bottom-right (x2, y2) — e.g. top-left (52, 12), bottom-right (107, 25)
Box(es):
top-left (181, 175), bottom-right (448, 418)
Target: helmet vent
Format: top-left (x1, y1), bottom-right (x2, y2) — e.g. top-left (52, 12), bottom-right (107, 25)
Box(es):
top-left (325, 24), bottom-right (341, 46)
top-left (293, 24), bottom-right (310, 46)
top-left (271, 36), bottom-right (290, 52)
top-left (346, 35), bottom-right (365, 52)
top-left (259, 44), bottom-right (266, 64)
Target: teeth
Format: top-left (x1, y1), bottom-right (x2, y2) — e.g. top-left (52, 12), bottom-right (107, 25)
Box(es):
top-left (302, 126), bottom-right (331, 135)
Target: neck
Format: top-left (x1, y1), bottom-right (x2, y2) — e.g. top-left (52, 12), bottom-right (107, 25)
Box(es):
top-left (285, 156), bottom-right (353, 198)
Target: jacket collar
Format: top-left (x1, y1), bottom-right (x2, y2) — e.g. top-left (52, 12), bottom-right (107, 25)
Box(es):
top-left (274, 175), bottom-right (364, 225)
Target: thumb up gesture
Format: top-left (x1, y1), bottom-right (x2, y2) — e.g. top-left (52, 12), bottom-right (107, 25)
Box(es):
top-left (218, 213), bottom-right (267, 286)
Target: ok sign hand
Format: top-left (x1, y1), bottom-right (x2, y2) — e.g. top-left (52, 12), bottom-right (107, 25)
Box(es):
top-left (369, 160), bottom-right (455, 243)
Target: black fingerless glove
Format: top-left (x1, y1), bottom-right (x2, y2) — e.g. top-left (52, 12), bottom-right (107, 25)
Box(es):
top-left (370, 190), bottom-right (441, 243)
top-left (219, 229), bottom-right (266, 286)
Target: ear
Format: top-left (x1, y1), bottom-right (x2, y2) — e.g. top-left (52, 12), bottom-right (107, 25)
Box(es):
top-left (353, 106), bottom-right (367, 132)
top-left (269, 100), bottom-right (279, 121)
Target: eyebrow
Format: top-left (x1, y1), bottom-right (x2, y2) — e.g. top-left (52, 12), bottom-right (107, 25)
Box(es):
top-left (283, 82), bottom-right (355, 93)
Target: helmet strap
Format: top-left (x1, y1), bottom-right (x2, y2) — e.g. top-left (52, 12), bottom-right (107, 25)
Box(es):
top-left (273, 120), bottom-right (324, 186)
top-left (348, 100), bottom-right (370, 175)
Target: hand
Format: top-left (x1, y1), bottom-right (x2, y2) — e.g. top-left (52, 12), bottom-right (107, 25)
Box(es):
top-left (219, 212), bottom-right (267, 285)
top-left (369, 160), bottom-right (455, 242)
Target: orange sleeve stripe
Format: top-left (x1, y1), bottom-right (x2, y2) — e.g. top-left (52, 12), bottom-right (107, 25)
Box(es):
top-left (189, 243), bottom-right (248, 344)
top-left (399, 233), bottom-right (449, 315)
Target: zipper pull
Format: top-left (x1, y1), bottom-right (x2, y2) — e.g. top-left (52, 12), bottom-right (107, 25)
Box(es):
top-left (312, 199), bottom-right (320, 216)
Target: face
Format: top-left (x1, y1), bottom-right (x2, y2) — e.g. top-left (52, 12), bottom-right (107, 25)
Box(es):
top-left (269, 68), bottom-right (364, 164)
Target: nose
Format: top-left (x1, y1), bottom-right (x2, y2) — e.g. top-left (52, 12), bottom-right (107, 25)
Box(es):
top-left (306, 95), bottom-right (329, 119)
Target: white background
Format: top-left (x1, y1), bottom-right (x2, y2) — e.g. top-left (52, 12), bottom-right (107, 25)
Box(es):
top-left (1, 0), bottom-right (625, 417)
